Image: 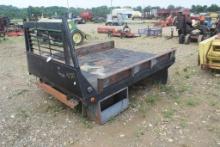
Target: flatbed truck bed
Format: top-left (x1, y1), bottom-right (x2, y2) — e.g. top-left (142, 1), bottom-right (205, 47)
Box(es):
top-left (24, 18), bottom-right (176, 124)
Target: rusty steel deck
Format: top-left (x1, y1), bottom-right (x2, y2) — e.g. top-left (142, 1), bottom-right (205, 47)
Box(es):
top-left (79, 48), bottom-right (155, 91)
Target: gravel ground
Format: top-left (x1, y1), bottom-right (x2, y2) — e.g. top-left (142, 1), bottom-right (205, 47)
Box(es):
top-left (0, 22), bottom-right (219, 147)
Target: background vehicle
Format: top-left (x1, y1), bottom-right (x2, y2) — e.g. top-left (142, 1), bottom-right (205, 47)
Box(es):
top-left (80, 11), bottom-right (93, 22)
top-left (38, 18), bottom-right (86, 45)
top-left (72, 16), bottom-right (86, 24)
top-left (106, 14), bottom-right (127, 26)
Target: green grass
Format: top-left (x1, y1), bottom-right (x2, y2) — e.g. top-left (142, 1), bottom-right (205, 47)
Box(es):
top-left (145, 94), bottom-right (159, 105)
top-left (7, 89), bottom-right (28, 99)
top-left (185, 98), bottom-right (199, 107)
top-left (162, 108), bottom-right (175, 119)
top-left (179, 118), bottom-right (188, 128)
top-left (135, 128), bottom-right (145, 138)
top-left (209, 101), bottom-right (217, 107)
top-left (45, 104), bottom-right (65, 114)
top-left (0, 36), bottom-right (24, 45)
top-left (139, 101), bottom-right (149, 118)
top-left (183, 67), bottom-right (189, 72)
top-left (79, 117), bottom-right (93, 129)
top-left (209, 100), bottom-right (220, 108)
top-left (16, 108), bottom-right (30, 119)
top-left (134, 92), bottom-right (161, 118)
top-left (177, 84), bottom-right (190, 93)
top-left (158, 84), bottom-right (183, 100)
top-left (183, 66), bottom-right (198, 80)
top-left (159, 84), bottom-right (175, 93)
top-left (206, 124), bottom-right (220, 136)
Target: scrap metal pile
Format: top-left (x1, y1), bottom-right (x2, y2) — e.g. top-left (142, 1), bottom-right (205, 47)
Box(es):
top-left (97, 24), bottom-right (138, 38)
top-left (0, 16), bottom-right (23, 39)
top-left (175, 11), bottom-right (219, 44)
top-left (0, 17), bottom-right (9, 39)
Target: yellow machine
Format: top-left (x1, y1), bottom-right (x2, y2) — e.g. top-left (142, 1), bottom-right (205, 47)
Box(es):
top-left (198, 34), bottom-right (220, 70)
top-left (208, 12), bottom-right (219, 23)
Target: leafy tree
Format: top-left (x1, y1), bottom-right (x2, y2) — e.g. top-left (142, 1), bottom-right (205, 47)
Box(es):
top-left (134, 6), bottom-right (142, 12)
top-left (144, 6), bottom-right (152, 12)
top-left (0, 4), bottom-right (219, 19)
top-left (167, 5), bottom-right (175, 9)
top-left (191, 4), bottom-right (219, 13)
top-left (207, 4), bottom-right (219, 12)
top-left (91, 6), bottom-right (110, 17)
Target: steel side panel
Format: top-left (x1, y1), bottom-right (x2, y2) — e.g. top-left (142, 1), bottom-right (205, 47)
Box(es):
top-left (97, 60), bottom-right (174, 100)
top-left (76, 41), bottom-right (115, 56)
top-left (97, 50), bottom-right (175, 93)
top-left (27, 53), bottom-right (83, 98)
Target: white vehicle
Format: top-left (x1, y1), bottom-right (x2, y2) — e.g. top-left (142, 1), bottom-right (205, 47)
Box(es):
top-left (112, 8), bottom-right (133, 18)
top-left (106, 14), bottom-right (127, 26)
top-left (106, 8), bottom-right (142, 25)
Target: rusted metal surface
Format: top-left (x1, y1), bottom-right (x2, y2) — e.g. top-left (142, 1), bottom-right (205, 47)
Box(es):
top-left (76, 41), bottom-right (115, 56)
top-left (201, 63), bottom-right (220, 70)
top-left (79, 47), bottom-right (156, 91)
top-left (96, 49), bottom-right (175, 92)
top-left (38, 82), bottom-right (79, 109)
top-left (97, 26), bottom-right (117, 34)
top-left (111, 31), bottom-right (138, 38)
top-left (79, 45), bottom-right (175, 92)
top-left (97, 26), bottom-right (138, 38)
top-left (99, 49), bottom-right (175, 79)
top-left (98, 70), bottom-right (130, 93)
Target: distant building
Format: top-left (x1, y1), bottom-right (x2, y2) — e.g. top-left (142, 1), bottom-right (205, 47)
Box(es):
top-left (157, 8), bottom-right (190, 17)
top-left (144, 8), bottom-right (159, 19)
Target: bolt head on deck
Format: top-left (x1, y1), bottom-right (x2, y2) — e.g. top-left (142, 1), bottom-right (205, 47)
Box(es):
top-left (87, 86), bottom-right (93, 93)
top-left (90, 97), bottom-right (96, 103)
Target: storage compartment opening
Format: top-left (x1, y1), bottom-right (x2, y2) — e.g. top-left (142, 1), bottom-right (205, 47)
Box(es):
top-left (100, 88), bottom-right (128, 112)
top-left (212, 60), bottom-right (220, 64)
top-left (214, 46), bottom-right (220, 51)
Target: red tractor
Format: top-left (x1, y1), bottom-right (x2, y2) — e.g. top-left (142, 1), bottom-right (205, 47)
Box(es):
top-left (80, 11), bottom-right (93, 22)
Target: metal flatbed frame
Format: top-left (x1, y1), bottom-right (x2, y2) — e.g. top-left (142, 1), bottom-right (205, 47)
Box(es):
top-left (24, 18), bottom-right (176, 124)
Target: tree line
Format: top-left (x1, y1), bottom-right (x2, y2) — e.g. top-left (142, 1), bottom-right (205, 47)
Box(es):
top-left (0, 4), bottom-right (219, 19)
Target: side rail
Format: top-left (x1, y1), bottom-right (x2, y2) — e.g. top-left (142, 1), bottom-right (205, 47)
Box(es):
top-left (24, 19), bottom-right (97, 104)
top-left (76, 41), bottom-right (115, 56)
top-left (97, 49), bottom-right (176, 93)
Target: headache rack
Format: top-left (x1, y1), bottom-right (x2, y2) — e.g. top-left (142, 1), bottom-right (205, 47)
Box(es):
top-left (24, 18), bottom-right (176, 124)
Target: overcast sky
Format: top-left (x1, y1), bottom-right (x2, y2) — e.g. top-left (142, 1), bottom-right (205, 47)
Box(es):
top-left (0, 0), bottom-right (218, 8)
